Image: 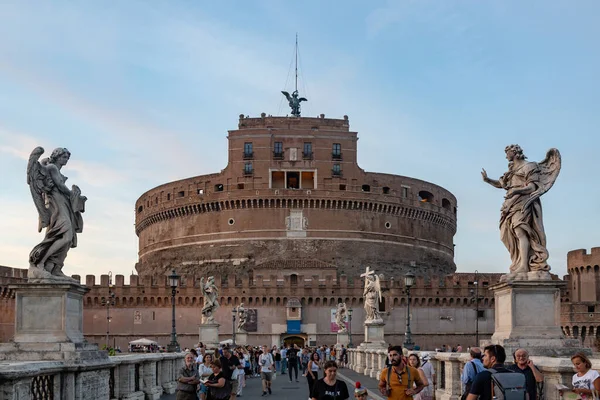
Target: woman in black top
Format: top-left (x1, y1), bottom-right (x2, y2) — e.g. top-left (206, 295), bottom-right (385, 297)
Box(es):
top-left (205, 360), bottom-right (230, 400)
top-left (311, 361), bottom-right (349, 400)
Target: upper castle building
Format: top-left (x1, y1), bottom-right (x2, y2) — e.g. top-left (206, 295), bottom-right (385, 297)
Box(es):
top-left (134, 113), bottom-right (458, 279)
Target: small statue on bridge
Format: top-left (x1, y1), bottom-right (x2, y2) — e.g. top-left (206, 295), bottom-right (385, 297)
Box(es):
top-left (362, 266), bottom-right (383, 324)
top-left (334, 302), bottom-right (348, 333)
top-left (200, 276), bottom-right (220, 324)
top-left (237, 303), bottom-right (247, 332)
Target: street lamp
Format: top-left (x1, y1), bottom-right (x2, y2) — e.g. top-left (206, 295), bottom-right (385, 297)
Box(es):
top-left (347, 308), bottom-right (353, 348)
top-left (232, 307), bottom-right (237, 346)
top-left (100, 271), bottom-right (115, 350)
top-left (470, 270), bottom-right (482, 346)
top-left (403, 272), bottom-right (415, 350)
top-left (167, 269), bottom-right (180, 352)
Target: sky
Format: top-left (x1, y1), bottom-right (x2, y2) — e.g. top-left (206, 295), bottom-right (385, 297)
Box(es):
top-left (0, 1), bottom-right (598, 282)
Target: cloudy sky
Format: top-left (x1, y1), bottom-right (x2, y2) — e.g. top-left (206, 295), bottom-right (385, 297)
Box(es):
top-left (1, 1), bottom-right (598, 281)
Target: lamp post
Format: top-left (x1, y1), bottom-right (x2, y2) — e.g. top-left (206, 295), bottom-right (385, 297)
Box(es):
top-left (167, 269), bottom-right (180, 352)
top-left (347, 308), bottom-right (353, 348)
top-left (470, 270), bottom-right (481, 346)
top-left (403, 272), bottom-right (415, 350)
top-left (232, 307), bottom-right (237, 346)
top-left (100, 271), bottom-right (115, 350)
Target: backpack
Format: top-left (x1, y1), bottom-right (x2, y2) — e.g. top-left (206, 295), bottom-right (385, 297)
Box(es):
top-left (488, 368), bottom-right (527, 400)
top-left (384, 366), bottom-right (412, 397)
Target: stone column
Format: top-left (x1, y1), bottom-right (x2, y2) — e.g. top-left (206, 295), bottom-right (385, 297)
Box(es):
top-left (355, 349), bottom-right (366, 374)
top-left (435, 353), bottom-right (463, 400)
top-left (363, 350), bottom-right (373, 376)
top-left (142, 360), bottom-right (163, 400)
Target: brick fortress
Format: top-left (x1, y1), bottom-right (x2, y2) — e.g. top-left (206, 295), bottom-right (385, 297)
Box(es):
top-left (0, 112), bottom-right (596, 350)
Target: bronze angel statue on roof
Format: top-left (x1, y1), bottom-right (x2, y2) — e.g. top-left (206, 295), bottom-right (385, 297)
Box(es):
top-left (26, 147), bottom-right (87, 282)
top-left (482, 145), bottom-right (561, 281)
top-left (281, 90), bottom-right (307, 117)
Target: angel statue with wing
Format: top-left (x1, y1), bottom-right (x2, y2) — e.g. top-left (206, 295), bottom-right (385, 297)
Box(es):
top-left (362, 267), bottom-right (383, 323)
top-left (200, 276), bottom-right (220, 323)
top-left (281, 90), bottom-right (307, 117)
top-left (26, 147), bottom-right (87, 282)
top-left (482, 145), bottom-right (561, 281)
top-left (334, 302), bottom-right (348, 333)
top-left (237, 303), bottom-right (247, 332)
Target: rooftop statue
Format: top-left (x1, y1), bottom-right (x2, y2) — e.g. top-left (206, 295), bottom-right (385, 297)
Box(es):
top-left (362, 266), bottom-right (383, 324)
top-left (334, 302), bottom-right (348, 333)
top-left (26, 147), bottom-right (87, 283)
top-left (482, 145), bottom-right (561, 281)
top-left (200, 276), bottom-right (220, 323)
top-left (281, 90), bottom-right (307, 117)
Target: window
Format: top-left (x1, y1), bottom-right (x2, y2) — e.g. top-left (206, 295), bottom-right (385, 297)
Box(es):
top-left (244, 163), bottom-right (253, 175)
top-left (197, 189), bottom-right (204, 195)
top-left (332, 164), bottom-right (341, 176)
top-left (137, 206), bottom-right (143, 213)
top-left (383, 186), bottom-right (390, 194)
top-left (477, 310), bottom-right (485, 319)
top-left (177, 191), bottom-right (185, 197)
top-left (332, 143), bottom-right (342, 159)
top-left (215, 184), bottom-right (224, 192)
top-left (303, 142), bottom-right (313, 159)
top-left (418, 190), bottom-right (434, 202)
top-left (167, 193), bottom-right (171, 200)
top-left (291, 274), bottom-right (298, 286)
top-left (237, 183), bottom-right (245, 189)
top-left (442, 198), bottom-right (451, 210)
top-left (402, 187), bottom-right (409, 198)
top-left (244, 142), bottom-right (253, 159)
top-left (589, 305), bottom-right (595, 313)
top-left (339, 184), bottom-right (346, 190)
top-left (362, 184), bottom-right (371, 192)
top-left (274, 142), bottom-right (283, 159)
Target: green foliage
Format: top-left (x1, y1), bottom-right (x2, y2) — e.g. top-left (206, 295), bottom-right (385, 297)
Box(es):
top-left (101, 344), bottom-right (117, 356)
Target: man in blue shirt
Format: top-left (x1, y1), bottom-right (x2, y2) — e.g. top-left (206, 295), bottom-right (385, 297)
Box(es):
top-left (460, 347), bottom-right (484, 400)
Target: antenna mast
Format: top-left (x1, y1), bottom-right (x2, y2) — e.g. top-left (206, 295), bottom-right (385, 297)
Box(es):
top-left (281, 34), bottom-right (307, 117)
top-left (295, 33), bottom-right (298, 93)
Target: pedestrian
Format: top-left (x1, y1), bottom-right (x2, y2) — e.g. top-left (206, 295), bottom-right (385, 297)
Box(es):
top-left (275, 346), bottom-right (282, 374)
top-left (205, 360), bottom-right (231, 400)
top-left (354, 382), bottom-right (370, 400)
top-left (176, 352), bottom-right (200, 400)
top-left (378, 345), bottom-right (425, 400)
top-left (311, 361), bottom-right (350, 400)
top-left (338, 345), bottom-right (346, 368)
top-left (301, 348), bottom-right (310, 375)
top-left (460, 347), bottom-right (484, 400)
top-left (198, 353), bottom-right (214, 400)
top-left (407, 354), bottom-right (431, 400)
top-left (307, 352), bottom-right (322, 396)
top-left (466, 344), bottom-right (511, 400)
top-left (569, 352), bottom-right (600, 400)
top-left (420, 353), bottom-right (436, 400)
top-left (220, 347), bottom-right (241, 400)
top-left (259, 345), bottom-right (275, 396)
top-left (281, 345), bottom-right (288, 374)
top-left (235, 348), bottom-right (246, 398)
top-left (456, 344), bottom-right (463, 353)
top-left (288, 344), bottom-right (300, 382)
top-left (508, 348), bottom-right (543, 400)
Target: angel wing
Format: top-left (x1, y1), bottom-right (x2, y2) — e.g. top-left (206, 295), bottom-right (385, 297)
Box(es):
top-left (523, 148), bottom-right (562, 211)
top-left (27, 146), bottom-right (52, 232)
top-left (298, 97), bottom-right (307, 103)
top-left (200, 277), bottom-right (207, 296)
top-left (281, 91), bottom-right (292, 102)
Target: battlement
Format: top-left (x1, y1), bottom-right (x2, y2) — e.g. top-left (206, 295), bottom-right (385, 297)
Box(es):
top-left (236, 114), bottom-right (350, 131)
top-left (567, 247), bottom-right (600, 268)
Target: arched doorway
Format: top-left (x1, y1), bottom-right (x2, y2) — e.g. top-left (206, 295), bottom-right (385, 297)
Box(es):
top-left (282, 334), bottom-right (307, 348)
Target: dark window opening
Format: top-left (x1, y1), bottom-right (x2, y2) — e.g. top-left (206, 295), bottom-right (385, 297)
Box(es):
top-left (197, 189), bottom-right (204, 195)
top-left (383, 186), bottom-right (390, 194)
top-left (237, 183), bottom-right (245, 190)
top-left (418, 190), bottom-right (434, 202)
top-left (362, 184), bottom-right (371, 192)
top-left (154, 198), bottom-right (158, 204)
top-left (291, 274), bottom-right (298, 286)
top-left (137, 206), bottom-right (143, 213)
top-left (287, 171), bottom-right (300, 189)
top-left (274, 142), bottom-right (283, 159)
top-left (442, 198), bottom-right (451, 210)
top-left (244, 163), bottom-right (253, 175)
top-left (589, 305), bottom-right (595, 313)
top-left (402, 187), bottom-right (409, 198)
top-left (178, 191), bottom-right (185, 197)
top-left (477, 310), bottom-right (485, 319)
top-left (215, 184), bottom-right (224, 192)
top-left (167, 193), bottom-right (171, 200)
top-left (303, 142), bottom-right (313, 159)
top-left (244, 142), bottom-right (253, 159)
top-left (332, 143), bottom-right (342, 159)
top-left (339, 184), bottom-right (346, 190)
top-left (332, 164), bottom-right (342, 176)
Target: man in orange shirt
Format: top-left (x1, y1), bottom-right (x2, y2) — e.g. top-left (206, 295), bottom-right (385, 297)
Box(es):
top-left (379, 346), bottom-right (425, 400)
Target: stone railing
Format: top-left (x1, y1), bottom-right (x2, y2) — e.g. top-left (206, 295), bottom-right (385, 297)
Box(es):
top-left (0, 352), bottom-right (185, 400)
top-left (347, 348), bottom-right (588, 400)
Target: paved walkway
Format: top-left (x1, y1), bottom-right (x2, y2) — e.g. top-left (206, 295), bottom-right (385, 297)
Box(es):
top-left (160, 367), bottom-right (385, 400)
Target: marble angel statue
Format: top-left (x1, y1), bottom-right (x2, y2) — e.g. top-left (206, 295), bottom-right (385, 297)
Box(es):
top-left (200, 276), bottom-right (220, 323)
top-left (26, 147), bottom-right (87, 282)
top-left (334, 302), bottom-right (348, 333)
top-left (237, 303), bottom-right (247, 332)
top-left (482, 145), bottom-right (561, 280)
top-left (362, 267), bottom-right (383, 323)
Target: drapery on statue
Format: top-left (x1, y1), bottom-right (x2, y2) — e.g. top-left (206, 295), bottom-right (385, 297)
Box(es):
top-left (281, 90), bottom-right (307, 117)
top-left (361, 266), bottom-right (383, 323)
top-left (27, 147), bottom-right (87, 283)
top-left (237, 303), bottom-right (247, 332)
top-left (482, 145), bottom-right (561, 281)
top-left (200, 276), bottom-right (220, 323)
top-left (334, 302), bottom-right (348, 333)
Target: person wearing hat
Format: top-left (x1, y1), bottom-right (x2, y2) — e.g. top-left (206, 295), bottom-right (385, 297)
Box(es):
top-left (419, 353), bottom-right (436, 400)
top-left (354, 382), bottom-right (370, 400)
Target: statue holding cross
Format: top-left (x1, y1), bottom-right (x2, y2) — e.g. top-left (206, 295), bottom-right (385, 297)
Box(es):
top-left (362, 266), bottom-right (383, 323)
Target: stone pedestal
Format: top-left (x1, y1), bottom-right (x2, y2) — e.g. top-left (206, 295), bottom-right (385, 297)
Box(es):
top-left (236, 331), bottom-right (248, 346)
top-left (359, 321), bottom-right (386, 350)
top-left (199, 323), bottom-right (220, 350)
top-left (336, 331), bottom-right (349, 348)
top-left (0, 282), bottom-right (108, 361)
top-left (489, 279), bottom-right (590, 356)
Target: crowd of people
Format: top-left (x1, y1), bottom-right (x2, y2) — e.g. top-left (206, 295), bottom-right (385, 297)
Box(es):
top-left (175, 342), bottom-right (600, 400)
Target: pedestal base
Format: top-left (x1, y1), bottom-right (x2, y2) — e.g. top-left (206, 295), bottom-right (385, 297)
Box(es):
top-left (236, 332), bottom-right (248, 346)
top-left (199, 323), bottom-right (220, 350)
top-left (336, 332), bottom-right (349, 349)
top-left (0, 282), bottom-right (108, 361)
top-left (359, 322), bottom-right (386, 349)
top-left (489, 279), bottom-right (590, 356)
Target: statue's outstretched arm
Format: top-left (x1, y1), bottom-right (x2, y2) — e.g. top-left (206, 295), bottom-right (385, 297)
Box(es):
top-left (481, 169), bottom-right (502, 188)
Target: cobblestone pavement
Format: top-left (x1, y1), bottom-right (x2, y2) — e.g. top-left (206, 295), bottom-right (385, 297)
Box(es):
top-left (160, 367), bottom-right (385, 400)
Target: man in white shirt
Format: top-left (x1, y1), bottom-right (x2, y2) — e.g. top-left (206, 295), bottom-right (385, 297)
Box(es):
top-left (259, 345), bottom-right (274, 397)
